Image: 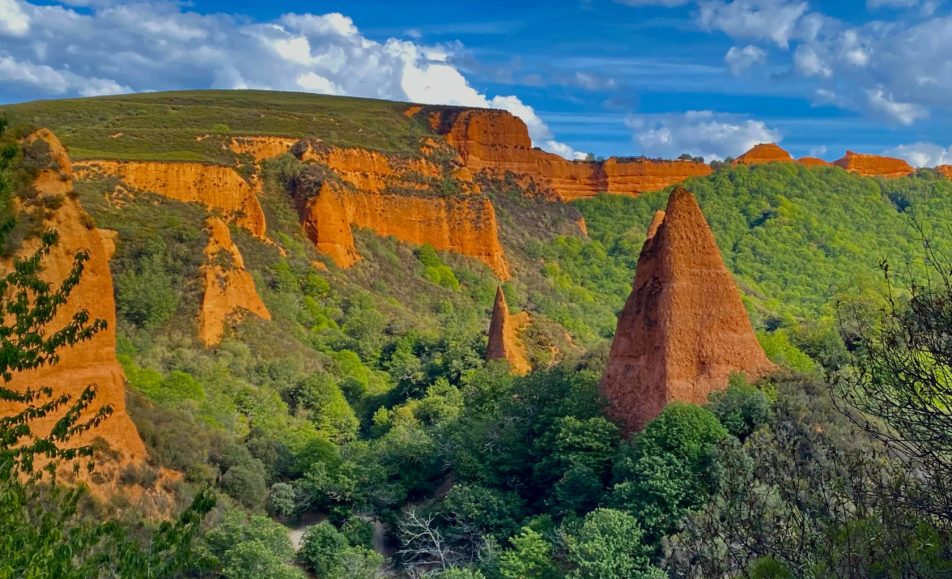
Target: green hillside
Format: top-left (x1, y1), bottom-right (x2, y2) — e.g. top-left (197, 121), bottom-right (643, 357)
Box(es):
top-left (2, 91), bottom-right (950, 577)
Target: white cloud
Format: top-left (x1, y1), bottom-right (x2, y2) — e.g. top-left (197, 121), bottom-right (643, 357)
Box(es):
top-left (885, 142), bottom-right (952, 167)
top-left (793, 44), bottom-right (832, 77)
top-left (867, 0), bottom-right (920, 8)
top-left (0, 0), bottom-right (30, 36)
top-left (725, 44), bottom-right (767, 74)
top-left (0, 3), bottom-right (581, 159)
top-left (866, 87), bottom-right (929, 124)
top-left (626, 110), bottom-right (780, 160)
top-left (698, 0), bottom-right (810, 48)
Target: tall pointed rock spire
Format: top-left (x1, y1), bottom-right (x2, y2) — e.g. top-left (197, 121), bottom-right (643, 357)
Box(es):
top-left (486, 287), bottom-right (531, 375)
top-left (600, 187), bottom-right (774, 433)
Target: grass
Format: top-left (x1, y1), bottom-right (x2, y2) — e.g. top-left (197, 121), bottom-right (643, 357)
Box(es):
top-left (0, 89), bottom-right (447, 163)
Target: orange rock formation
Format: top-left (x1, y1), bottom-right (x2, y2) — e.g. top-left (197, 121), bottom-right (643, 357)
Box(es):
top-left (600, 187), bottom-right (774, 433)
top-left (1, 131), bottom-right (147, 480)
top-left (75, 160), bottom-right (266, 236)
top-left (833, 151), bottom-right (914, 178)
top-left (229, 136), bottom-right (299, 161)
top-left (293, 175), bottom-right (510, 279)
top-left (431, 109), bottom-right (711, 200)
top-left (798, 157), bottom-right (832, 167)
top-left (935, 165), bottom-right (952, 179)
top-left (486, 287), bottom-right (531, 374)
top-left (733, 143), bottom-right (793, 165)
top-left (198, 217), bottom-right (271, 346)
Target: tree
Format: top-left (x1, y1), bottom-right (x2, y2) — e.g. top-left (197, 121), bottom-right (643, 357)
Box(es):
top-left (566, 509), bottom-right (664, 578)
top-left (836, 257), bottom-right (952, 524)
top-left (498, 527), bottom-right (557, 579)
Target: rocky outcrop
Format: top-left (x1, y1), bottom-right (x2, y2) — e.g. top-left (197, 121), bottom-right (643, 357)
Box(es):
top-left (1, 131), bottom-right (148, 482)
top-left (75, 160), bottom-right (266, 236)
top-left (198, 217), bottom-right (271, 346)
top-left (935, 165), bottom-right (952, 179)
top-left (229, 136), bottom-right (299, 161)
top-left (292, 174), bottom-right (511, 279)
top-left (733, 143), bottom-right (793, 165)
top-left (833, 151), bottom-right (914, 178)
top-left (430, 109), bottom-right (710, 200)
top-left (798, 157), bottom-right (831, 167)
top-left (600, 187), bottom-right (774, 433)
top-left (23, 128), bottom-right (74, 196)
top-left (486, 287), bottom-right (531, 374)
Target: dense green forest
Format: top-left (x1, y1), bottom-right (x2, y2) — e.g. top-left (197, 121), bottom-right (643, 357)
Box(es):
top-left (0, 91), bottom-right (951, 577)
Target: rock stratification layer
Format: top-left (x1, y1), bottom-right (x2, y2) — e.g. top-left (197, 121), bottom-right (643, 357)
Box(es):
top-left (198, 217), bottom-right (271, 346)
top-left (600, 187), bottom-right (774, 433)
top-left (1, 131), bottom-right (148, 477)
top-left (833, 151), bottom-right (914, 178)
top-left (733, 143), bottom-right (793, 165)
top-left (485, 287), bottom-right (531, 374)
top-left (75, 160), bottom-right (266, 236)
top-left (430, 109), bottom-right (711, 200)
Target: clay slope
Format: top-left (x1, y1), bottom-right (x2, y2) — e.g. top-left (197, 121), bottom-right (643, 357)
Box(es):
top-left (428, 108), bottom-right (710, 200)
top-left (1, 131), bottom-right (148, 484)
top-left (834, 151), bottom-right (914, 178)
top-left (600, 187), bottom-right (774, 433)
top-left (798, 157), bottom-right (832, 167)
top-left (486, 287), bottom-right (531, 374)
top-left (198, 217), bottom-right (271, 346)
top-left (75, 160), bottom-right (266, 236)
top-left (733, 143), bottom-right (793, 165)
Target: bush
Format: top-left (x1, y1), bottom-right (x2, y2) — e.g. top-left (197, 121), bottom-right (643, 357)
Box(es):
top-left (707, 377), bottom-right (770, 440)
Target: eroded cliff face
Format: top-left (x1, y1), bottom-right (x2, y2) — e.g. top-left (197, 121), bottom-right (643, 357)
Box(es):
top-left (428, 108), bottom-right (711, 200)
top-left (1, 130), bottom-right (149, 493)
top-left (935, 165), bottom-right (952, 179)
top-left (734, 143), bottom-right (793, 165)
top-left (75, 160), bottom-right (266, 236)
top-left (486, 287), bottom-right (531, 374)
top-left (292, 173), bottom-right (511, 279)
top-left (198, 217), bottom-right (271, 346)
top-left (23, 128), bottom-right (74, 196)
top-left (834, 151), bottom-right (914, 178)
top-left (600, 187), bottom-right (774, 434)
top-left (229, 136), bottom-right (299, 161)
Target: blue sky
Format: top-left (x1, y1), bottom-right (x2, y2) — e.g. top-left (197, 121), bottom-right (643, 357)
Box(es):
top-left (3, 0), bottom-right (952, 164)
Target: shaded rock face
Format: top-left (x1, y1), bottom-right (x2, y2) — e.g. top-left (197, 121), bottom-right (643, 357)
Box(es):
top-left (1, 130), bottom-right (148, 485)
top-left (733, 143), bottom-right (793, 165)
top-left (486, 287), bottom-right (531, 375)
top-left (75, 160), bottom-right (266, 236)
top-left (430, 109), bottom-right (711, 201)
top-left (600, 187), bottom-right (774, 434)
top-left (198, 217), bottom-right (271, 346)
top-left (833, 151), bottom-right (914, 178)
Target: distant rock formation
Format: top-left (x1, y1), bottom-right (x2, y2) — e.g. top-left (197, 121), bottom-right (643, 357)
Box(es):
top-left (75, 160), bottom-right (266, 236)
top-left (228, 136), bottom-right (299, 161)
top-left (486, 287), bottom-right (531, 374)
top-left (935, 165), bottom-right (952, 179)
top-left (733, 143), bottom-right (793, 165)
top-left (1, 130), bottom-right (149, 489)
top-left (833, 151), bottom-right (914, 178)
top-left (798, 157), bottom-right (832, 167)
top-left (430, 109), bottom-right (711, 201)
top-left (198, 217), bottom-right (271, 346)
top-left (600, 187), bottom-right (774, 433)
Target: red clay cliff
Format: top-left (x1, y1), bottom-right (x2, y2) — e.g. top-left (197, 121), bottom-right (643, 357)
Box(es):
top-left (833, 151), bottom-right (914, 178)
top-left (733, 143), bottom-right (793, 165)
top-left (600, 187), bottom-right (774, 433)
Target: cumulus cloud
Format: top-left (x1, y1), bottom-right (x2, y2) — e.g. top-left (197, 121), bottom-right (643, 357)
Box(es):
top-left (866, 87), bottom-right (929, 125)
top-left (725, 44), bottom-right (767, 74)
top-left (0, 2), bottom-right (581, 158)
top-left (626, 110), bottom-right (780, 160)
top-left (885, 142), bottom-right (952, 167)
top-left (698, 0), bottom-right (810, 48)
top-left (615, 0), bottom-right (692, 5)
